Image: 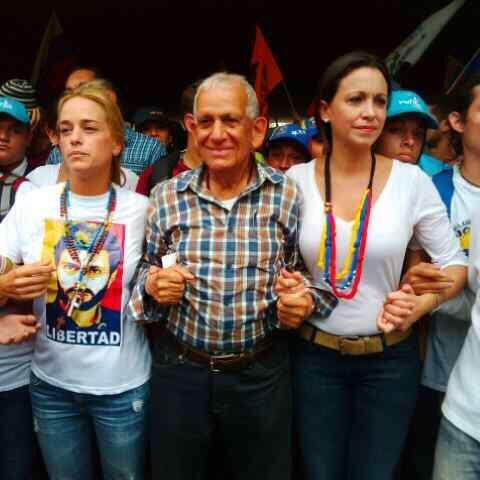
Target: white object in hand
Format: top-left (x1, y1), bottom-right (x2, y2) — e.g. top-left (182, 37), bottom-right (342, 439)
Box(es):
top-left (161, 253), bottom-right (177, 268)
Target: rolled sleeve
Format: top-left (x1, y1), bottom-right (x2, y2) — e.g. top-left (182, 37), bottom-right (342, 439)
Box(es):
top-left (126, 193), bottom-right (168, 323)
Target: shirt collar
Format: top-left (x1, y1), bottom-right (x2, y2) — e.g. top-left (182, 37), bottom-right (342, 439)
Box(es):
top-left (1, 157), bottom-right (28, 178)
top-left (175, 157), bottom-right (283, 196)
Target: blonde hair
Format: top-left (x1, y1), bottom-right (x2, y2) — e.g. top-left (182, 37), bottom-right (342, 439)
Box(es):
top-left (57, 83), bottom-right (125, 185)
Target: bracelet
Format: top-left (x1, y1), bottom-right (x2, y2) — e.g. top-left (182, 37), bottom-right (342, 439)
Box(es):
top-left (432, 293), bottom-right (442, 310)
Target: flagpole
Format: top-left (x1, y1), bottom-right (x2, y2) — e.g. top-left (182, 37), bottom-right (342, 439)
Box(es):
top-left (280, 81), bottom-right (300, 124)
top-left (446, 46), bottom-right (480, 94)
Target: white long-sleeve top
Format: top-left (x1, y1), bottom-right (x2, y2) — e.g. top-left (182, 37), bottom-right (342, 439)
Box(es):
top-left (287, 159), bottom-right (467, 336)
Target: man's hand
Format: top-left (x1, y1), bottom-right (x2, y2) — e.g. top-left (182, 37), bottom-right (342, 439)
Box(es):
top-left (401, 262), bottom-right (453, 296)
top-left (0, 313), bottom-right (41, 345)
top-left (0, 261), bottom-right (55, 301)
top-left (276, 269), bottom-right (315, 329)
top-left (145, 265), bottom-right (194, 305)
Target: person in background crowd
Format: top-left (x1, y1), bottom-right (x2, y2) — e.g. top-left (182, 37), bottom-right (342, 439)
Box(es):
top-left (64, 66), bottom-right (102, 92)
top-left (136, 82), bottom-right (202, 196)
top-left (0, 95), bottom-right (44, 480)
top-left (133, 106), bottom-right (175, 149)
top-left (0, 97), bottom-right (36, 220)
top-left (286, 51), bottom-right (466, 480)
top-left (307, 126), bottom-right (324, 160)
top-left (0, 78), bottom-right (48, 170)
top-left (0, 79), bottom-right (41, 132)
top-left (0, 84), bottom-right (151, 480)
top-left (427, 94), bottom-right (458, 166)
top-left (47, 69), bottom-right (166, 175)
top-left (264, 123), bottom-right (310, 173)
top-left (128, 72), bottom-right (336, 480)
top-left (375, 89), bottom-right (440, 172)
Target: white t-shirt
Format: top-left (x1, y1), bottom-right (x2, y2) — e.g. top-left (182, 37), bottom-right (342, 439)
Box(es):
top-left (0, 305), bottom-right (34, 392)
top-left (443, 207), bottom-right (480, 442)
top-left (27, 164), bottom-right (139, 191)
top-left (287, 159), bottom-right (466, 336)
top-left (0, 184), bottom-right (151, 394)
top-left (422, 165), bottom-right (479, 391)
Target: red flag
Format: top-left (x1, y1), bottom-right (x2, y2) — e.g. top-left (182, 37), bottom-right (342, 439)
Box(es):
top-left (251, 26), bottom-right (283, 117)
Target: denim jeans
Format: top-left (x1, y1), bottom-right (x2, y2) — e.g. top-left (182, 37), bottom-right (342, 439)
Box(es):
top-left (292, 331), bottom-right (420, 480)
top-left (0, 384), bottom-right (34, 480)
top-left (149, 332), bottom-right (292, 480)
top-left (433, 416), bottom-right (480, 480)
top-left (30, 372), bottom-right (149, 480)
top-left (396, 386), bottom-right (444, 480)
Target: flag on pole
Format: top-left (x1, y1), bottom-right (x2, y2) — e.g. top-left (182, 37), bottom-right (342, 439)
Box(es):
top-left (386, 0), bottom-right (467, 77)
top-left (251, 26), bottom-right (283, 117)
top-left (32, 11), bottom-right (76, 103)
top-left (31, 11), bottom-right (64, 86)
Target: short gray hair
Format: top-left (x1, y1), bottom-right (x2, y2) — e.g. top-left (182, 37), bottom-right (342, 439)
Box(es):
top-left (193, 72), bottom-right (259, 119)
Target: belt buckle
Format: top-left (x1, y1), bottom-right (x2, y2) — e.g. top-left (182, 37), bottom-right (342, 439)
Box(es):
top-left (209, 353), bottom-right (238, 373)
top-left (338, 336), bottom-right (365, 355)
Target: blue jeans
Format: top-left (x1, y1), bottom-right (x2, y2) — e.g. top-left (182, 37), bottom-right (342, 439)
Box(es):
top-left (0, 384), bottom-right (34, 480)
top-left (433, 416), bottom-right (480, 479)
top-left (150, 332), bottom-right (292, 480)
top-left (292, 332), bottom-right (420, 480)
top-left (30, 372), bottom-right (149, 480)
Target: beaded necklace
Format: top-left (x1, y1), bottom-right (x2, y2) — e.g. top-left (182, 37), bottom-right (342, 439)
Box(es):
top-left (317, 150), bottom-right (375, 299)
top-left (60, 181), bottom-right (116, 316)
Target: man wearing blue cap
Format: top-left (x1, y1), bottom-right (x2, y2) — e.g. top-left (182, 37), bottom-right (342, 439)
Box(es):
top-left (0, 96), bottom-right (35, 221)
top-left (265, 123), bottom-right (311, 173)
top-left (375, 89), bottom-right (451, 178)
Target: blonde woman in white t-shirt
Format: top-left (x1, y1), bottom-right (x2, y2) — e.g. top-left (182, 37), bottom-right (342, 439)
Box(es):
top-left (0, 84), bottom-right (151, 480)
top-left (281, 51), bottom-right (467, 480)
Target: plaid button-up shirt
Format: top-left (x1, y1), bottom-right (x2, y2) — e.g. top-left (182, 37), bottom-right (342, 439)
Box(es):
top-left (47, 126), bottom-right (166, 175)
top-left (127, 161), bottom-right (337, 353)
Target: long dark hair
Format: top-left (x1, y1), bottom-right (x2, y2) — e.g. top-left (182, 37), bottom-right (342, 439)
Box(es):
top-left (449, 74), bottom-right (480, 156)
top-left (314, 51), bottom-right (391, 154)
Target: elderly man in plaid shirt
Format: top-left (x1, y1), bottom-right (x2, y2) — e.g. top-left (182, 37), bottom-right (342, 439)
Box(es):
top-left (128, 72), bottom-right (337, 480)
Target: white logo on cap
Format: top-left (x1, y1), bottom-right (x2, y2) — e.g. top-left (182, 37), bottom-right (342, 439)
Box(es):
top-left (0, 98), bottom-right (13, 110)
top-left (398, 97), bottom-right (420, 108)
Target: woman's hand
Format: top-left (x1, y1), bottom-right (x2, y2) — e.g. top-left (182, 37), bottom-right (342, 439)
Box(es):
top-left (0, 313), bottom-right (41, 345)
top-left (377, 284), bottom-right (417, 333)
top-left (0, 262), bottom-right (55, 301)
top-left (378, 284), bottom-right (439, 333)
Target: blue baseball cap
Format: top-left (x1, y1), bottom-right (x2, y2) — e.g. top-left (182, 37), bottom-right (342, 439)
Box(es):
top-left (302, 117), bottom-right (320, 141)
top-left (387, 90), bottom-right (438, 130)
top-left (0, 96), bottom-right (29, 124)
top-left (268, 124), bottom-right (309, 151)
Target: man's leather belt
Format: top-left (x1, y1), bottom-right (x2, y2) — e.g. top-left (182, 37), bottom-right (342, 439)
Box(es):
top-left (171, 334), bottom-right (275, 373)
top-left (298, 323), bottom-right (412, 356)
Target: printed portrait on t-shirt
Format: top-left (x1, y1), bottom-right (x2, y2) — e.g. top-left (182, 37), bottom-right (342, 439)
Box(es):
top-left (42, 219), bottom-right (125, 346)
